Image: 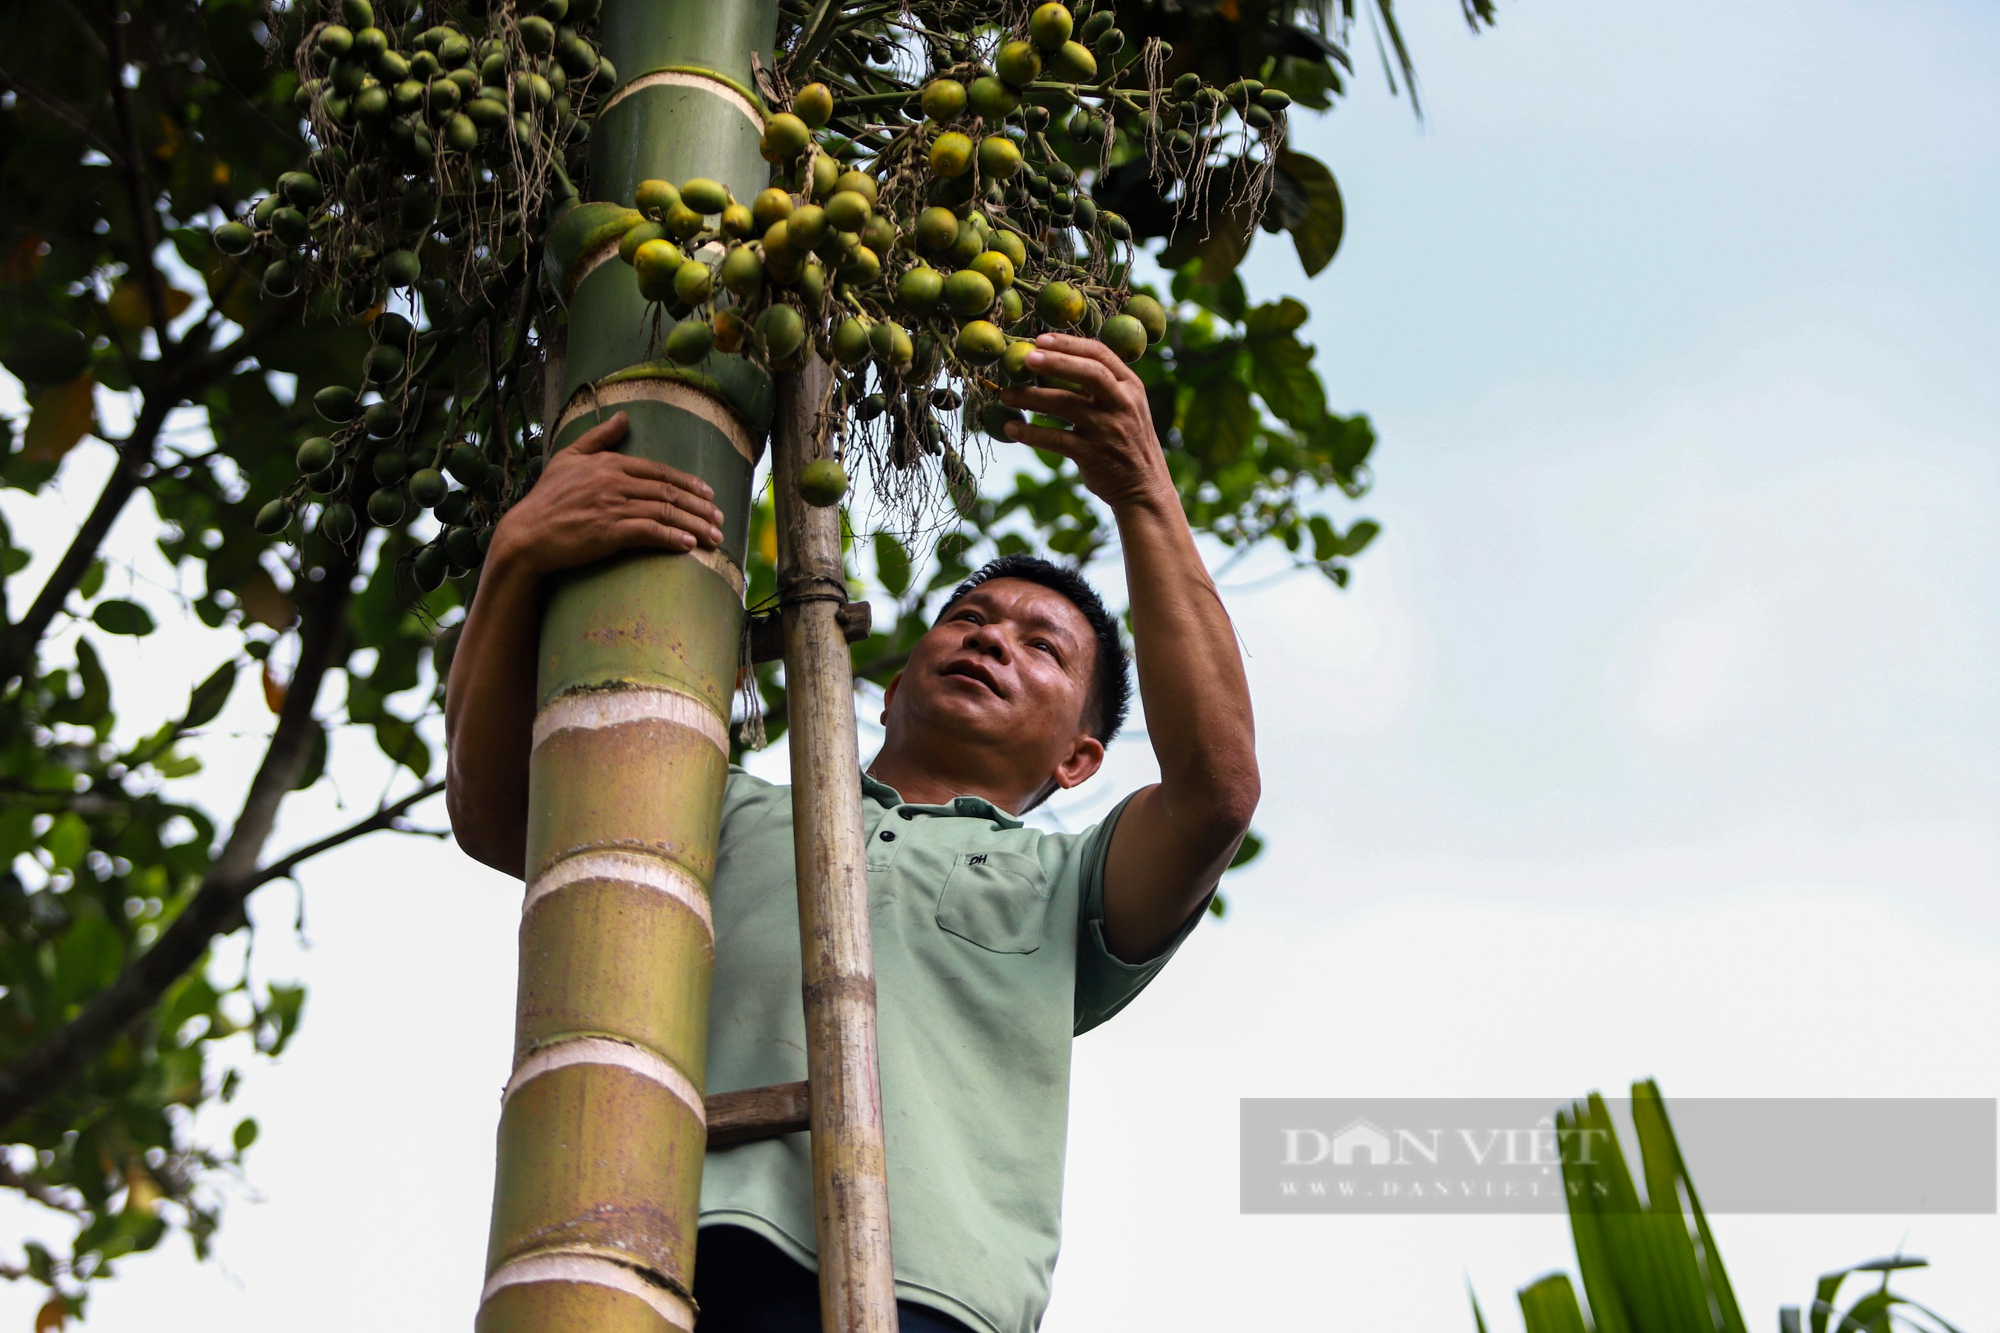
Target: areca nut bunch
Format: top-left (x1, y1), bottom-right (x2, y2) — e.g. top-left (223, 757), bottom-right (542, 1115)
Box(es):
top-left (596, 0), bottom-right (1261, 497)
top-left (221, 0), bottom-right (615, 589)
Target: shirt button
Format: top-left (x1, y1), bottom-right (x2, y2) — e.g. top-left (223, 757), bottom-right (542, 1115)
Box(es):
top-left (879, 830), bottom-right (897, 842)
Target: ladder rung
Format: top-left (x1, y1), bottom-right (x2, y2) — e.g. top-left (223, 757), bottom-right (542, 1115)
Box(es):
top-left (746, 602), bottom-right (872, 664)
top-left (706, 1080), bottom-right (810, 1149)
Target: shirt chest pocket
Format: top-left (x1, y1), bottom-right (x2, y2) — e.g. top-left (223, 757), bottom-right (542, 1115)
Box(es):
top-left (934, 850), bottom-right (1052, 954)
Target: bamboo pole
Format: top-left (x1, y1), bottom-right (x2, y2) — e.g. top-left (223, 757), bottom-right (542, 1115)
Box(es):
top-left (475, 5), bottom-right (780, 1330)
top-left (771, 361), bottom-right (899, 1333)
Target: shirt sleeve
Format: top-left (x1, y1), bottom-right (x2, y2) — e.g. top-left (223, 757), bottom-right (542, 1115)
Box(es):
top-left (1070, 792), bottom-right (1211, 1036)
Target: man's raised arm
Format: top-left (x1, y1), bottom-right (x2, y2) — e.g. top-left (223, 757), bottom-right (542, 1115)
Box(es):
top-left (443, 412), bottom-right (727, 877)
top-left (1001, 334), bottom-right (1260, 961)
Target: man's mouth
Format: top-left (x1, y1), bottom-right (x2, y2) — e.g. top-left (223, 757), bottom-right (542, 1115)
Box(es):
top-left (939, 660), bottom-right (1005, 697)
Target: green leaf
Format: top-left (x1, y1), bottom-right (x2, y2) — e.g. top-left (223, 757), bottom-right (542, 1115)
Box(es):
top-left (1810, 1270), bottom-right (1855, 1333)
top-left (1847, 1256), bottom-right (1932, 1274)
top-left (1228, 829), bottom-right (1263, 870)
top-left (0, 805), bottom-right (36, 862)
top-left (1276, 151), bottom-right (1345, 277)
top-left (184, 662), bottom-right (238, 729)
top-left (1, 318), bottom-right (90, 389)
top-left (1268, 55), bottom-right (1339, 111)
top-left (1249, 336), bottom-right (1326, 429)
top-left (374, 715), bottom-right (431, 779)
top-left (22, 375), bottom-right (96, 463)
top-left (1557, 1099), bottom-right (1642, 1333)
top-left (91, 598), bottom-right (155, 636)
top-left (155, 750), bottom-right (203, 779)
top-left (1308, 412), bottom-right (1377, 477)
top-left (1309, 515), bottom-right (1339, 562)
top-left (52, 637), bottom-right (112, 725)
top-left (78, 558), bottom-right (106, 600)
top-left (1244, 299), bottom-right (1309, 339)
top-left (873, 531), bottom-right (911, 598)
top-left (53, 909), bottom-right (123, 997)
top-left (1170, 266), bottom-right (1248, 323)
top-left (1343, 520), bottom-right (1381, 556)
top-left (255, 983), bottom-right (307, 1056)
top-left (1179, 376), bottom-right (1257, 467)
top-left (1830, 1292), bottom-right (1905, 1333)
top-left (1629, 1104), bottom-right (1736, 1333)
top-left (231, 1117), bottom-right (259, 1152)
top-left (1517, 1275), bottom-right (1591, 1333)
top-left (45, 811), bottom-right (89, 872)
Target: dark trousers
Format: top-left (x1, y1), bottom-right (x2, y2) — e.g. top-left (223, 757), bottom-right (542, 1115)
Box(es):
top-left (693, 1225), bottom-right (976, 1333)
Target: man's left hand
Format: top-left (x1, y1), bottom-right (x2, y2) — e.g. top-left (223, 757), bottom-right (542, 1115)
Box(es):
top-left (999, 333), bottom-right (1170, 510)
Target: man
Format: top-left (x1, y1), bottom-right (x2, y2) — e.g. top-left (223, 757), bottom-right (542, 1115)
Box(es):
top-left (446, 333), bottom-right (1258, 1333)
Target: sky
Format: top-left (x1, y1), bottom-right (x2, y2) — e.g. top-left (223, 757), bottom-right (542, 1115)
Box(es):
top-left (4, 0), bottom-right (1999, 1327)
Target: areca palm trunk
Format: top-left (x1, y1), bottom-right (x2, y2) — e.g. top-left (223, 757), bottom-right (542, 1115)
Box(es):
top-left (476, 6), bottom-right (781, 1329)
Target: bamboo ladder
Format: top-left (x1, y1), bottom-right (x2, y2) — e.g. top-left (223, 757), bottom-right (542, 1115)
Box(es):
top-left (473, 1), bottom-right (898, 1326)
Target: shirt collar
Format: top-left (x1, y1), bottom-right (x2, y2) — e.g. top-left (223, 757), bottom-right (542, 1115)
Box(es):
top-left (858, 770), bottom-right (1024, 830)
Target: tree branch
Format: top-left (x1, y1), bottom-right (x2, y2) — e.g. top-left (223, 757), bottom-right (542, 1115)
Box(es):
top-left (245, 778), bottom-right (445, 895)
top-left (0, 1157), bottom-right (84, 1215)
top-left (103, 6), bottom-right (174, 348)
top-left (0, 393), bottom-right (174, 686)
top-left (0, 539), bottom-right (361, 1132)
top-left (0, 297), bottom-right (300, 686)
top-left (0, 69), bottom-right (127, 166)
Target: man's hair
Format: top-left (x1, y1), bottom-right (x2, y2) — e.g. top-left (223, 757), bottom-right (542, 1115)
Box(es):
top-left (936, 554), bottom-right (1131, 745)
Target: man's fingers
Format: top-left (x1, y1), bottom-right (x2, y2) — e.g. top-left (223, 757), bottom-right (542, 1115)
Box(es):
top-left (998, 386), bottom-right (1098, 424)
top-left (568, 411), bottom-right (630, 455)
top-left (615, 451), bottom-right (715, 499)
top-left (1021, 347), bottom-right (1120, 400)
top-left (610, 516), bottom-right (699, 551)
top-left (1034, 333), bottom-right (1133, 384)
top-left (623, 493), bottom-right (724, 546)
top-left (1002, 419), bottom-right (1081, 457)
top-left (625, 478), bottom-right (725, 531)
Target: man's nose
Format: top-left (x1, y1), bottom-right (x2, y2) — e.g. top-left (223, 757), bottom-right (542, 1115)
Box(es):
top-left (963, 621), bottom-right (1011, 659)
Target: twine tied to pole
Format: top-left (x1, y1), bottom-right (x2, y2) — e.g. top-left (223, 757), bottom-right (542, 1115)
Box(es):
top-left (734, 568), bottom-right (852, 753)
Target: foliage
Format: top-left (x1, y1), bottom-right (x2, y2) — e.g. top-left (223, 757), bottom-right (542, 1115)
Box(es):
top-left (0, 0), bottom-right (1478, 1311)
top-left (1471, 1081), bottom-right (1967, 1333)
top-left (218, 0), bottom-right (1391, 596)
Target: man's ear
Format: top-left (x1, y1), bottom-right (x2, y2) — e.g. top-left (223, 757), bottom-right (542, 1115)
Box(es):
top-left (880, 670), bottom-right (904, 725)
top-left (1049, 732), bottom-right (1106, 793)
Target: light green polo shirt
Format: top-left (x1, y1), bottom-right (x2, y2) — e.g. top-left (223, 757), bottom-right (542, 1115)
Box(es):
top-left (697, 766), bottom-right (1206, 1333)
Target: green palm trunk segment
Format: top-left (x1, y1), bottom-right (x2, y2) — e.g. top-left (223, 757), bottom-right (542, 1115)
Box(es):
top-left (477, 4), bottom-right (780, 1330)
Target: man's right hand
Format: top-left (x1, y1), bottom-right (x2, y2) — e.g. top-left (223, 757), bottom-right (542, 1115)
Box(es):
top-left (489, 410), bottom-right (727, 579)
top-left (446, 409), bottom-right (727, 876)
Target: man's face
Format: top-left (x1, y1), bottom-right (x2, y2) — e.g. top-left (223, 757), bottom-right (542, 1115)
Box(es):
top-left (884, 577), bottom-right (1098, 757)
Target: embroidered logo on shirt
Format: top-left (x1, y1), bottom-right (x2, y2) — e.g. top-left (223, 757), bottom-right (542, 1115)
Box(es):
top-left (966, 853), bottom-right (988, 867)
